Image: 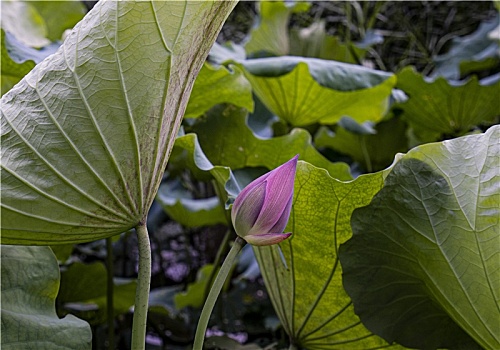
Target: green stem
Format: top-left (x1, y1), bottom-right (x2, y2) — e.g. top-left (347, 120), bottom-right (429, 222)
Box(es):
top-left (203, 229), bottom-right (231, 301)
top-left (193, 237), bottom-right (246, 350)
top-left (106, 237), bottom-right (115, 350)
top-left (131, 222), bottom-right (151, 350)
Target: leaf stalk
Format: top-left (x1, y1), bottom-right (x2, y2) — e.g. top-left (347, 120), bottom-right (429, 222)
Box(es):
top-left (131, 222), bottom-right (151, 350)
top-left (193, 236), bottom-right (246, 350)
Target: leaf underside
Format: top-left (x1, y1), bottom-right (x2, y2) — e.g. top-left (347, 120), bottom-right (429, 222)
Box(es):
top-left (1, 0), bottom-right (236, 245)
top-left (340, 126), bottom-right (500, 349)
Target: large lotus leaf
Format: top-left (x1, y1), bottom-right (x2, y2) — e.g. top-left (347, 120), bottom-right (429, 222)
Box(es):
top-left (235, 57), bottom-right (396, 126)
top-left (254, 161), bottom-right (400, 349)
top-left (315, 117), bottom-right (409, 172)
top-left (189, 104), bottom-right (352, 181)
top-left (0, 1), bottom-right (237, 245)
top-left (184, 63), bottom-right (254, 119)
top-left (340, 126), bottom-right (499, 349)
top-left (1, 245), bottom-right (92, 349)
top-left (432, 14), bottom-right (500, 79)
top-left (396, 67), bottom-right (500, 141)
top-left (244, 0), bottom-right (310, 56)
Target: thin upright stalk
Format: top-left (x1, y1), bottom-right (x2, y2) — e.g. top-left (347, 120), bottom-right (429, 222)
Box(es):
top-left (131, 222), bottom-right (151, 350)
top-left (193, 237), bottom-right (246, 350)
top-left (203, 229), bottom-right (231, 302)
top-left (106, 237), bottom-right (115, 350)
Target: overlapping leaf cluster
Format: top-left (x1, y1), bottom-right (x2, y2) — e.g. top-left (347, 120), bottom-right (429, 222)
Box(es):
top-left (1, 1), bottom-right (499, 349)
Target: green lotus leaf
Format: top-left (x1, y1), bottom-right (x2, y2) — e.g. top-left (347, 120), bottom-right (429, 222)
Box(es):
top-left (0, 1), bottom-right (237, 245)
top-left (254, 161), bottom-right (400, 349)
top-left (185, 63), bottom-right (254, 119)
top-left (1, 245), bottom-right (91, 349)
top-left (340, 126), bottom-right (499, 349)
top-left (167, 104), bottom-right (351, 212)
top-left (191, 105), bottom-right (352, 180)
top-left (235, 57), bottom-right (396, 126)
top-left (396, 66), bottom-right (500, 141)
top-left (244, 0), bottom-right (310, 56)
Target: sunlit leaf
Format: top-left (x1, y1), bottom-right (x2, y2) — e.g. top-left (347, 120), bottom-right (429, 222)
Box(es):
top-left (1, 245), bottom-right (91, 349)
top-left (235, 57), bottom-right (396, 126)
top-left (1, 0), bottom-right (237, 245)
top-left (190, 105), bottom-right (352, 180)
top-left (244, 0), bottom-right (310, 56)
top-left (185, 63), bottom-right (254, 119)
top-left (254, 161), bottom-right (399, 349)
top-left (340, 126), bottom-right (499, 349)
top-left (396, 67), bottom-right (500, 141)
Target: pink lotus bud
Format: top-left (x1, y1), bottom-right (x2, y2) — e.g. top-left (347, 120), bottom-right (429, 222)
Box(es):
top-left (231, 155), bottom-right (298, 246)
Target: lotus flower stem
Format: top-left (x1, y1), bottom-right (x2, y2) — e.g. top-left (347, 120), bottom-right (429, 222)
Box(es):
top-left (131, 222), bottom-right (151, 350)
top-left (203, 229), bottom-right (231, 302)
top-left (106, 237), bottom-right (115, 350)
top-left (193, 236), bottom-right (246, 350)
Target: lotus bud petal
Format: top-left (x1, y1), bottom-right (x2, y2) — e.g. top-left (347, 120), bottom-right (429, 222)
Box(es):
top-left (231, 155), bottom-right (298, 246)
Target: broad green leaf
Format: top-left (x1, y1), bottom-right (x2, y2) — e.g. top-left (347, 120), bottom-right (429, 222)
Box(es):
top-left (1, 29), bottom-right (35, 95)
top-left (254, 161), bottom-right (397, 349)
top-left (184, 63), bottom-right (254, 119)
top-left (396, 67), bottom-right (500, 141)
top-left (1, 0), bottom-right (50, 48)
top-left (58, 262), bottom-right (136, 326)
top-left (340, 126), bottom-right (499, 349)
top-left (1, 1), bottom-right (237, 245)
top-left (30, 0), bottom-right (87, 42)
top-left (188, 104), bottom-right (352, 181)
top-left (244, 1), bottom-right (310, 56)
top-left (156, 179), bottom-right (226, 227)
top-left (1, 245), bottom-right (91, 349)
top-left (236, 57), bottom-right (396, 126)
top-left (289, 20), bottom-right (366, 63)
top-left (315, 117), bottom-right (409, 172)
top-left (432, 15), bottom-right (500, 79)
